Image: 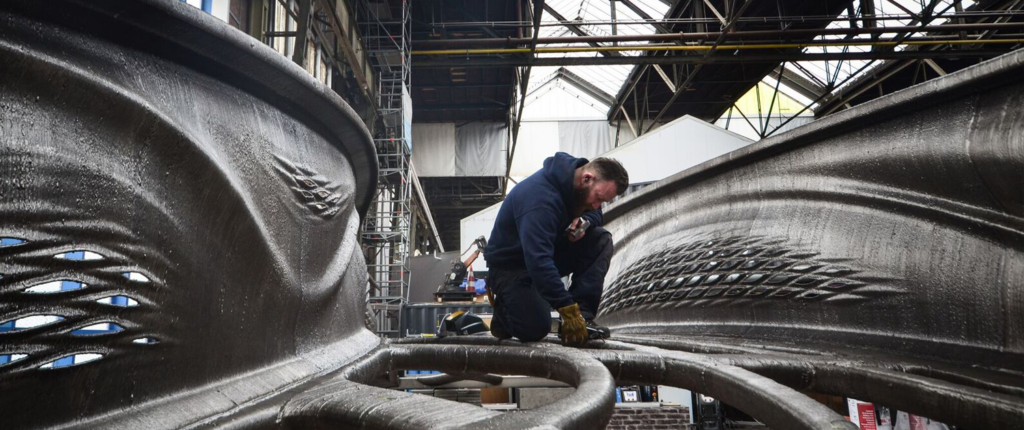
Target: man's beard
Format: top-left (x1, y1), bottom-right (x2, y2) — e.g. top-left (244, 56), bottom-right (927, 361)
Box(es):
top-left (571, 183), bottom-right (592, 218)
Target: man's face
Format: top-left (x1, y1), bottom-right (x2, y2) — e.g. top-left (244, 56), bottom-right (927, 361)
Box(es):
top-left (575, 173), bottom-right (618, 213)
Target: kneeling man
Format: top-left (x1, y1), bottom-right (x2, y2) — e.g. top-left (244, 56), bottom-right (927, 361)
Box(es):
top-left (485, 152), bottom-right (628, 345)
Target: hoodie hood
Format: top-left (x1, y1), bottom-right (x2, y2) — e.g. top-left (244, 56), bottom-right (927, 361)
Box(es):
top-left (542, 152), bottom-right (589, 212)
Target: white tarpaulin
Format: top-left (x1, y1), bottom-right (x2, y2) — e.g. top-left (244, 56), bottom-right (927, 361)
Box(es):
top-left (510, 121), bottom-right (620, 182)
top-left (411, 122), bottom-right (507, 177)
top-left (558, 121), bottom-right (614, 160)
top-left (455, 122), bottom-right (507, 176)
top-left (459, 201), bottom-right (503, 271)
top-left (510, 122), bottom-right (559, 178)
top-left (411, 123), bottom-right (456, 177)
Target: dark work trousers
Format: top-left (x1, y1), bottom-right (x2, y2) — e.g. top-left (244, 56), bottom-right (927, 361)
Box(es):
top-left (488, 227), bottom-right (614, 342)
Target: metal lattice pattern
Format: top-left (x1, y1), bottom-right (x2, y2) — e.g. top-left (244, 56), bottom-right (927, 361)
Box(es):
top-left (599, 235), bottom-right (891, 314)
top-left (360, 0), bottom-right (414, 338)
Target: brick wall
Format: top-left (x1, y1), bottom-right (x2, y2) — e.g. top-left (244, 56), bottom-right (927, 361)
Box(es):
top-left (605, 406), bottom-right (693, 429)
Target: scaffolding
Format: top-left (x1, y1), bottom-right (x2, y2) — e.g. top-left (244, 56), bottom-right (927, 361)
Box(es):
top-left (359, 0), bottom-right (412, 338)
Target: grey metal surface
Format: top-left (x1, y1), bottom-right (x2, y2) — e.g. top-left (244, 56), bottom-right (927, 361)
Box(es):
top-left (3, 0), bottom-right (1023, 428)
top-left (399, 374), bottom-right (569, 389)
top-left (612, 334), bottom-right (1024, 428)
top-left (519, 387), bottom-right (576, 410)
top-left (0, 0), bottom-right (378, 427)
top-left (596, 48), bottom-right (1024, 428)
top-left (281, 341), bottom-right (617, 429)
top-left (598, 47), bottom-right (1024, 369)
top-left (395, 336), bottom-right (855, 430)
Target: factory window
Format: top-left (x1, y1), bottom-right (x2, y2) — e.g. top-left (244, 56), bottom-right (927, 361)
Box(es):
top-left (319, 53), bottom-right (331, 86)
top-left (272, 0), bottom-right (297, 57)
top-left (306, 40), bottom-right (316, 75)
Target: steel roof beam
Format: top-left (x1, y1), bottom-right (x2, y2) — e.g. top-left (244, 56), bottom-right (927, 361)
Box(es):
top-left (768, 65), bottom-right (828, 100)
top-left (813, 0), bottom-right (1012, 116)
top-left (542, 4), bottom-right (622, 57)
top-left (558, 67), bottom-right (617, 106)
top-left (412, 22), bottom-right (1024, 47)
top-left (644, 0), bottom-right (755, 134)
top-left (608, 0), bottom-right (695, 122)
top-left (618, 0), bottom-right (671, 34)
top-left (413, 50), bottom-right (1005, 67)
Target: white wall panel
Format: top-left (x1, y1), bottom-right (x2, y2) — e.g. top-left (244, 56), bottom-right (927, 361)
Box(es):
top-left (460, 202), bottom-right (503, 272)
top-left (601, 116), bottom-right (753, 184)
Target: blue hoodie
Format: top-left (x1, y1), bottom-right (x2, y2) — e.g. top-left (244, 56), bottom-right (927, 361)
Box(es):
top-left (485, 152), bottom-right (603, 309)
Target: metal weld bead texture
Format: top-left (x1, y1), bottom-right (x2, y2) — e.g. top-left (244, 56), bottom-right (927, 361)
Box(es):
top-left (590, 341), bottom-right (856, 430)
top-left (609, 335), bottom-right (1024, 429)
top-left (0, 0), bottom-right (377, 428)
top-left (600, 49), bottom-right (1024, 371)
top-left (281, 342), bottom-right (616, 429)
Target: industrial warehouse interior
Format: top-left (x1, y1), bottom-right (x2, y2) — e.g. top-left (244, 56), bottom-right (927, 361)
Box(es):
top-left (1, 0), bottom-right (1022, 428)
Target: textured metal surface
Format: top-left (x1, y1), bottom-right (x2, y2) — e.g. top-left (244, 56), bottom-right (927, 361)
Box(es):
top-left (0, 0), bottom-right (378, 428)
top-left (4, 1), bottom-right (1023, 428)
top-left (395, 336), bottom-right (856, 430)
top-left (599, 48), bottom-right (1024, 366)
top-left (613, 334), bottom-right (1024, 428)
top-left (286, 342), bottom-right (617, 429)
top-left (597, 48), bottom-right (1024, 427)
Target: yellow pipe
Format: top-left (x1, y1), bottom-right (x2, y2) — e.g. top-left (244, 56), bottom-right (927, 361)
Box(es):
top-left (413, 39), bottom-right (1024, 56)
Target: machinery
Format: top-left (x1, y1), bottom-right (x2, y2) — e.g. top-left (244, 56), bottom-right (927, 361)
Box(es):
top-left (434, 236), bottom-right (487, 302)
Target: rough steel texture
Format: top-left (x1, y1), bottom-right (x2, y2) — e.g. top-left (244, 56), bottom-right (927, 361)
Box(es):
top-left (612, 334), bottom-right (1024, 428)
top-left (601, 48), bottom-right (1024, 367)
top-left (0, 0), bottom-right (378, 428)
top-left (590, 344), bottom-right (855, 430)
top-left (4, 0), bottom-right (1024, 428)
top-left (394, 336), bottom-right (856, 430)
top-left (283, 342), bottom-right (617, 429)
top-left (598, 48), bottom-right (1024, 427)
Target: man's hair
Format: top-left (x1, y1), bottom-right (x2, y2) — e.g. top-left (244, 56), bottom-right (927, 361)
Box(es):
top-left (585, 157), bottom-right (629, 195)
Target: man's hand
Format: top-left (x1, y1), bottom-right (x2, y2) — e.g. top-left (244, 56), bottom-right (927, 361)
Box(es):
top-left (566, 217), bottom-right (587, 243)
top-left (557, 303), bottom-right (588, 346)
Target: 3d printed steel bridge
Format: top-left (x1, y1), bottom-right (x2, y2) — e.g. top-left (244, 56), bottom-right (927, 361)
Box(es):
top-left (1, 1), bottom-right (1022, 428)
